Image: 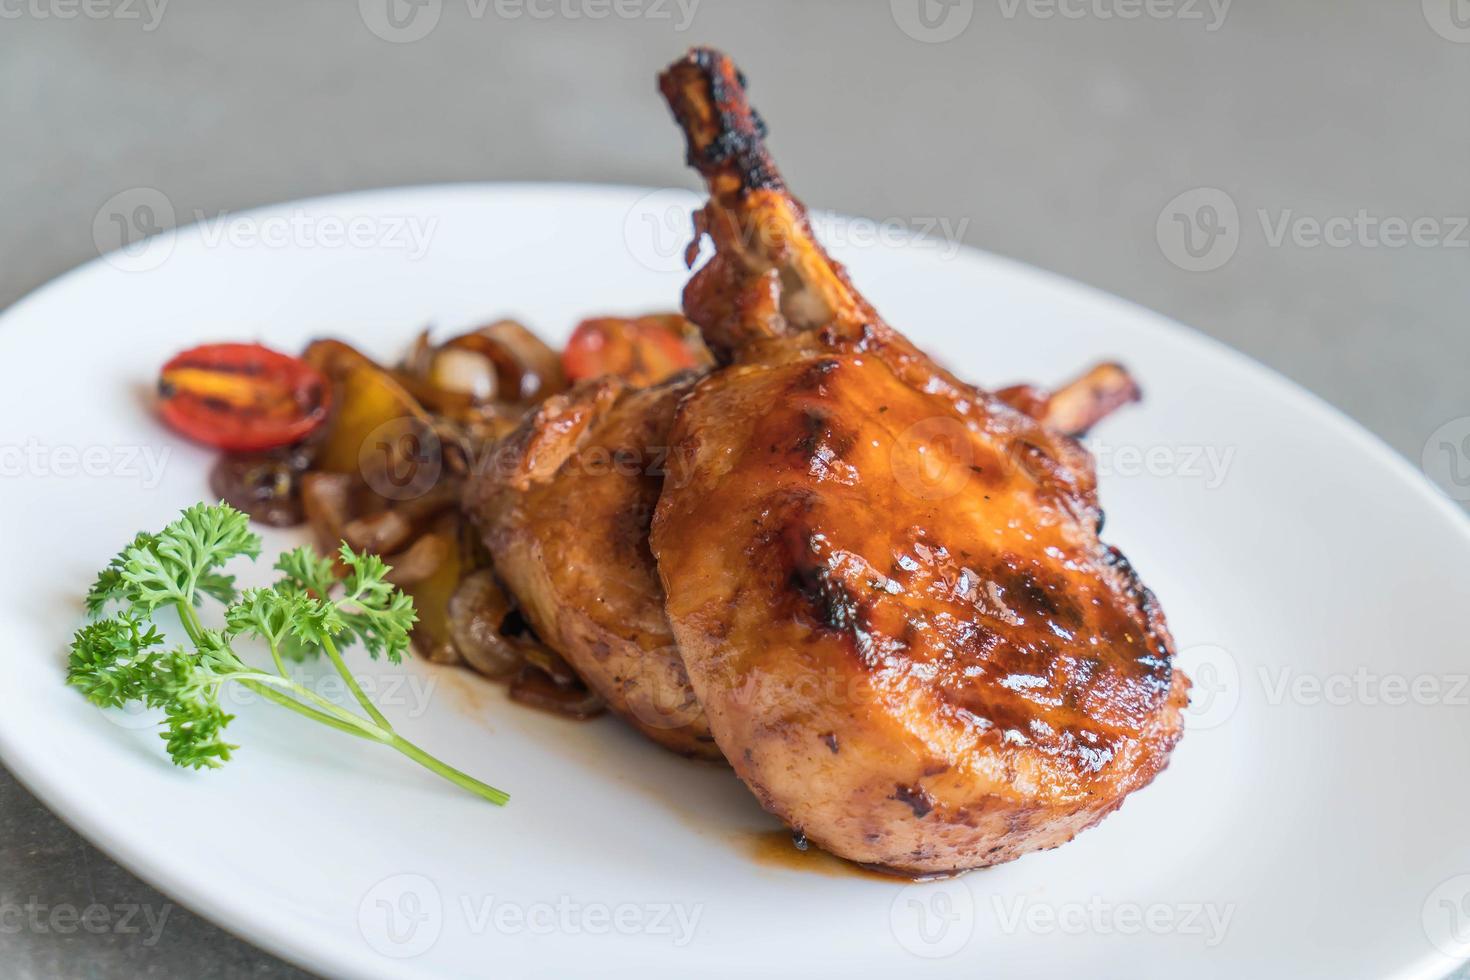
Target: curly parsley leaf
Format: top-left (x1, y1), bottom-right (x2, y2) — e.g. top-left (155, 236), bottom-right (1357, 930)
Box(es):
top-left (334, 544), bottom-right (417, 664)
top-left (90, 504), bottom-right (260, 615)
top-left (120, 502), bottom-right (260, 611)
top-left (66, 612), bottom-right (166, 707)
top-left (273, 546), bottom-right (339, 599)
top-left (155, 658), bottom-right (237, 770)
top-left (85, 532), bottom-right (156, 617)
top-left (252, 544), bottom-right (416, 663)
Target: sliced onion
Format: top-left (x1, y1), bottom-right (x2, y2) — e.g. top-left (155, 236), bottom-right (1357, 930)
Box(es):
top-left (343, 509), bottom-right (414, 555)
top-left (429, 348), bottom-right (499, 402)
top-left (300, 471), bottom-right (358, 554)
top-left (446, 569), bottom-right (524, 679)
top-left (519, 642), bottom-right (583, 688)
top-left (508, 665), bottom-right (606, 719)
top-left (390, 479), bottom-right (462, 524)
top-left (409, 631), bottom-right (462, 666)
top-left (401, 327), bottom-right (435, 379)
top-left (446, 320), bottom-right (567, 404)
top-left (383, 532), bottom-right (450, 588)
top-left (390, 368), bottom-right (477, 418)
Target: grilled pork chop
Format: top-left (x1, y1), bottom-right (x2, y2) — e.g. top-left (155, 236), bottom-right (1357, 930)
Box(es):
top-left (648, 49), bottom-right (1189, 875)
top-left (467, 356), bottom-right (1140, 766)
top-left (466, 372), bottom-right (720, 759)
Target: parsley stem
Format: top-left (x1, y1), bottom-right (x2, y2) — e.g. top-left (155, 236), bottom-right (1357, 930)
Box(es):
top-left (234, 679), bottom-right (382, 741)
top-left (386, 734), bottom-right (510, 805)
top-left (176, 600), bottom-right (207, 647)
top-left (321, 636), bottom-right (392, 731)
top-left (235, 672), bottom-right (508, 804)
top-left (266, 637), bottom-right (288, 678)
top-left (223, 671), bottom-right (507, 804)
top-left (230, 672), bottom-right (390, 739)
top-left (171, 600), bottom-right (385, 741)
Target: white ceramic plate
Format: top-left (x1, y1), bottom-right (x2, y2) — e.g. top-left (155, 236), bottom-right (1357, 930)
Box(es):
top-left (1, 185), bottom-right (1467, 980)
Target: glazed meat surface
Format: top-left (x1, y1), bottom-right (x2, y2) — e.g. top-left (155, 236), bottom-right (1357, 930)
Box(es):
top-left (467, 356), bottom-right (1135, 765)
top-left (465, 372), bottom-right (721, 759)
top-left (649, 49), bottom-right (1188, 875)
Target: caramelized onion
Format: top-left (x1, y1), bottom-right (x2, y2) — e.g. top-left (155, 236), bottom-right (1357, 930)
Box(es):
top-left (342, 509), bottom-right (414, 555)
top-left (389, 369), bottom-right (477, 418)
top-left (383, 532), bottom-right (450, 588)
top-left (508, 665), bottom-right (606, 719)
top-left (300, 471), bottom-right (358, 555)
top-left (390, 479), bottom-right (462, 524)
top-left (409, 631), bottom-right (462, 666)
top-left (446, 570), bottom-right (524, 679)
top-left (446, 320), bottom-right (566, 404)
top-left (428, 348), bottom-right (499, 402)
top-left (402, 328), bottom-right (435, 379)
top-left (519, 643), bottom-right (582, 688)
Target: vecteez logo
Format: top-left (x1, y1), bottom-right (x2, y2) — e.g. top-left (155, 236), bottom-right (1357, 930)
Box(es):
top-left (1422, 417), bottom-right (1470, 502)
top-left (890, 0), bottom-right (975, 43)
top-left (357, 875), bottom-right (705, 957)
top-left (1423, 0), bottom-right (1470, 42)
top-left (358, 874), bottom-right (444, 958)
top-left (889, 878), bottom-right (976, 957)
top-left (359, 0), bottom-right (442, 42)
top-left (1156, 187), bottom-right (1240, 272)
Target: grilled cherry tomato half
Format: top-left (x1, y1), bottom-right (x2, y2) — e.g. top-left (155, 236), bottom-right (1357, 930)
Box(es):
top-left (158, 343), bottom-right (331, 451)
top-left (561, 315), bottom-right (706, 387)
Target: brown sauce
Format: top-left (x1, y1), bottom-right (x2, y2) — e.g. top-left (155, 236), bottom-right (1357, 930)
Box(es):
top-left (739, 830), bottom-right (960, 882)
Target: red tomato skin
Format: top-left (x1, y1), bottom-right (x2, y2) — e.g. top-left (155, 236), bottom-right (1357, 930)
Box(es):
top-left (158, 343), bottom-right (331, 452)
top-left (561, 318), bottom-right (698, 385)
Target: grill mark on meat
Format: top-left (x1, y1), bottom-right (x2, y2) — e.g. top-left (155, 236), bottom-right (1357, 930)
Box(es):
top-left (766, 502), bottom-right (886, 666)
top-left (790, 357), bottom-right (841, 392)
top-left (985, 561), bottom-right (1089, 635)
top-left (1100, 545), bottom-right (1170, 652)
top-left (787, 561), bottom-right (862, 636)
top-left (869, 525), bottom-right (1154, 767)
top-left (790, 407), bottom-right (857, 464)
top-left (772, 508), bottom-right (1098, 746)
top-left (892, 783), bottom-right (935, 819)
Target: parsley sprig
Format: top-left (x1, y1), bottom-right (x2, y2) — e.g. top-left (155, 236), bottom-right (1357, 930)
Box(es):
top-left (69, 502), bottom-right (507, 805)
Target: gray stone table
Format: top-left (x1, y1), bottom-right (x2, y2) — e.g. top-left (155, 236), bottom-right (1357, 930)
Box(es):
top-left (1, 0), bottom-right (1466, 975)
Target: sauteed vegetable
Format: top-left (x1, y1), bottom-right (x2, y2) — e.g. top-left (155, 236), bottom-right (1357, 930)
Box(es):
top-left (155, 317), bottom-right (710, 719)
